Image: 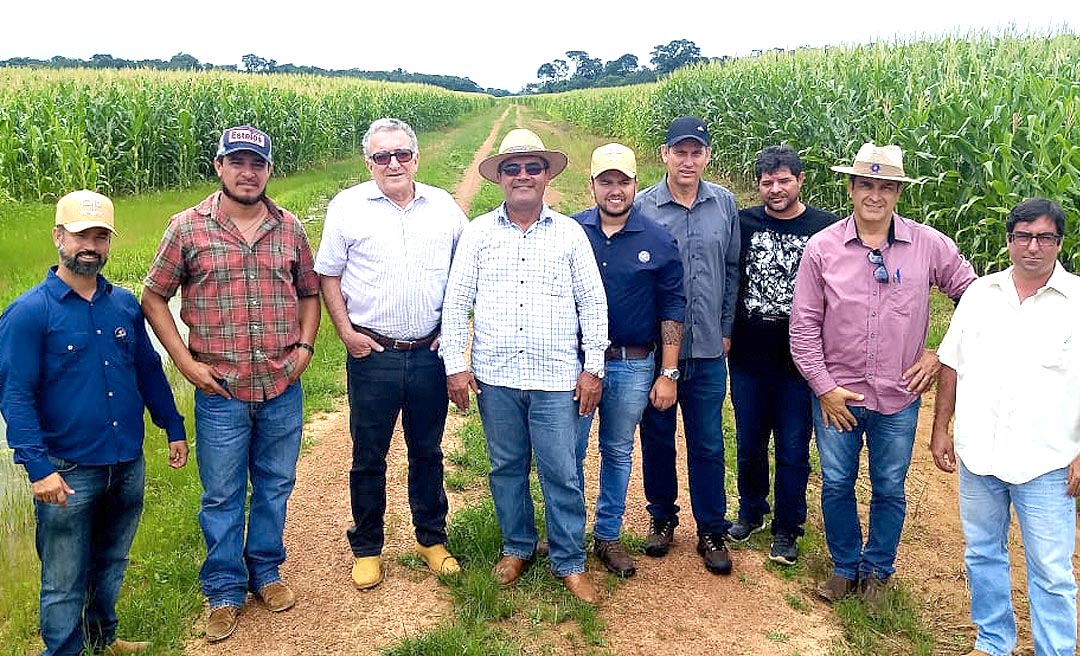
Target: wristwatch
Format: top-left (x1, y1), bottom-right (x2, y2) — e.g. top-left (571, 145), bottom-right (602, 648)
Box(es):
top-left (660, 367), bottom-right (680, 381)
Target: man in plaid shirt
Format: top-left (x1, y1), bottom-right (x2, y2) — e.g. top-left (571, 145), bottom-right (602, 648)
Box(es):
top-left (142, 126), bottom-right (320, 643)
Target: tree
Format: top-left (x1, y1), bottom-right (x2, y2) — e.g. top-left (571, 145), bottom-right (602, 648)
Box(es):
top-left (537, 62), bottom-right (558, 83)
top-left (242, 53), bottom-right (276, 73)
top-left (565, 50), bottom-right (602, 80)
top-left (168, 53), bottom-right (201, 70)
top-left (603, 54), bottom-right (639, 77)
top-left (650, 39), bottom-right (705, 74)
top-left (551, 59), bottom-right (569, 81)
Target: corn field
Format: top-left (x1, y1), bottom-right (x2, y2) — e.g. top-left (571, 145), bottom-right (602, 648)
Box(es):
top-left (524, 30), bottom-right (1080, 273)
top-left (0, 68), bottom-right (493, 202)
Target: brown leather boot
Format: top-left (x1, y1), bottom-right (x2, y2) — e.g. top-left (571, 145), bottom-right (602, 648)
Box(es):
top-left (594, 539), bottom-right (636, 577)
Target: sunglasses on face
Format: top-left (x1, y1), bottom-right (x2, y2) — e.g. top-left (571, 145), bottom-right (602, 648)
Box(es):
top-left (369, 149), bottom-right (414, 165)
top-left (1007, 231), bottom-right (1062, 247)
top-left (499, 162), bottom-right (548, 176)
top-left (868, 249), bottom-right (889, 284)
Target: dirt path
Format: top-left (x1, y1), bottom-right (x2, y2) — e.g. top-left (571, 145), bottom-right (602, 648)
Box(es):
top-left (183, 115), bottom-right (1067, 656)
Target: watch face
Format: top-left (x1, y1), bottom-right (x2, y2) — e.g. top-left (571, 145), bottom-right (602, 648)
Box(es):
top-left (662, 368), bottom-right (680, 381)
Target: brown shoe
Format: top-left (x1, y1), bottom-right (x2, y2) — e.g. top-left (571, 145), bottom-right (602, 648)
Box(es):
top-left (594, 539), bottom-right (635, 577)
top-left (104, 639), bottom-right (151, 654)
top-left (562, 572), bottom-right (598, 604)
top-left (817, 574), bottom-right (858, 603)
top-left (205, 606), bottom-right (239, 643)
top-left (256, 580), bottom-right (296, 612)
top-left (858, 574), bottom-right (891, 610)
top-left (492, 555), bottom-right (529, 586)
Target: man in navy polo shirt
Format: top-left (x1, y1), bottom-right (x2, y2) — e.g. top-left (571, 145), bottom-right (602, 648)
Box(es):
top-left (573, 143), bottom-right (685, 577)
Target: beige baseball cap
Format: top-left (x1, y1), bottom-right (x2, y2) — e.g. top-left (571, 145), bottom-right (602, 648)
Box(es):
top-left (590, 143), bottom-right (637, 179)
top-left (55, 190), bottom-right (117, 234)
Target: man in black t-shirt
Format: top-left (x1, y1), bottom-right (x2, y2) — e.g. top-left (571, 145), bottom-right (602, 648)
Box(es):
top-left (727, 145), bottom-right (838, 565)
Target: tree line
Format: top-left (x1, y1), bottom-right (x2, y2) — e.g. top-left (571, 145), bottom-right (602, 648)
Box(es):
top-left (526, 39), bottom-right (719, 94)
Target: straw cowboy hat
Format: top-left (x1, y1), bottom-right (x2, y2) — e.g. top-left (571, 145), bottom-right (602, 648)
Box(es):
top-left (479, 129), bottom-right (568, 183)
top-left (830, 142), bottom-right (921, 183)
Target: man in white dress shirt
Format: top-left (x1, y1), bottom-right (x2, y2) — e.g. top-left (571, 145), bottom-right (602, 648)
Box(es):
top-left (315, 118), bottom-right (468, 590)
top-left (441, 128), bottom-right (608, 604)
top-left (931, 197), bottom-right (1080, 656)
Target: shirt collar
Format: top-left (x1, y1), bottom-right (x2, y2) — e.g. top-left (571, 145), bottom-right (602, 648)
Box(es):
top-left (843, 213), bottom-right (904, 246)
top-left (496, 202), bottom-right (555, 227)
top-left (657, 176), bottom-right (712, 208)
top-left (202, 190), bottom-right (284, 226)
top-left (44, 266), bottom-right (112, 300)
top-left (363, 180), bottom-right (425, 207)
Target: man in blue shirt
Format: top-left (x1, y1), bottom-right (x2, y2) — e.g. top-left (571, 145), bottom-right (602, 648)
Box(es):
top-left (0, 190), bottom-right (188, 656)
top-left (634, 116), bottom-right (741, 575)
top-left (573, 143), bottom-right (685, 578)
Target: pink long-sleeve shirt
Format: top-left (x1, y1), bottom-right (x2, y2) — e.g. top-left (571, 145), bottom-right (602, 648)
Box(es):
top-left (789, 214), bottom-right (976, 414)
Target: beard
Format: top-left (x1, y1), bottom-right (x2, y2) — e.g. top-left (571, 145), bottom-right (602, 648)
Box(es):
top-left (221, 182), bottom-right (267, 206)
top-left (59, 248), bottom-right (106, 276)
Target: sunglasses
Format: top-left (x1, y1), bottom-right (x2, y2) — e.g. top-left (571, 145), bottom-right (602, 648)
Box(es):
top-left (1007, 231), bottom-right (1062, 247)
top-left (499, 161), bottom-right (548, 176)
top-left (369, 149), bottom-right (414, 166)
top-left (867, 249), bottom-right (889, 283)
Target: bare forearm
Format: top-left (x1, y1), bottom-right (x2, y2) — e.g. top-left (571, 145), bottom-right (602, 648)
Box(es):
top-left (141, 289), bottom-right (195, 368)
top-left (932, 365), bottom-right (958, 433)
top-left (659, 320), bottom-right (683, 368)
top-left (318, 275), bottom-right (354, 340)
top-left (297, 295), bottom-right (321, 344)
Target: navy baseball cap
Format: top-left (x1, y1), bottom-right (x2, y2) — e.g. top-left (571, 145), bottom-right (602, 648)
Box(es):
top-left (216, 125), bottom-right (273, 164)
top-left (665, 116), bottom-right (709, 147)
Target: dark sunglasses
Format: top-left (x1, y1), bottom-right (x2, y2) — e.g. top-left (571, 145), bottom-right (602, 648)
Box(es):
top-left (499, 161), bottom-right (548, 176)
top-left (867, 249), bottom-right (889, 284)
top-left (369, 149), bottom-right (414, 165)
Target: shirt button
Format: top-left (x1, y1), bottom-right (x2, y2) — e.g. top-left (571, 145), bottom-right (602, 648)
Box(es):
top-left (67, 344), bottom-right (74, 351)
top-left (112, 421), bottom-right (118, 427)
top-left (108, 391), bottom-right (114, 397)
top-left (252, 324), bottom-right (260, 332)
top-left (602, 262), bottom-right (608, 267)
top-left (251, 299), bottom-right (259, 306)
top-left (249, 272), bottom-right (256, 280)
top-left (96, 329), bottom-right (102, 335)
top-left (104, 360), bottom-right (109, 366)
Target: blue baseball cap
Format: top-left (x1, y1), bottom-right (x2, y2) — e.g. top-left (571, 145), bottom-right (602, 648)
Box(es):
top-left (216, 125), bottom-right (273, 164)
top-left (665, 116), bottom-right (709, 148)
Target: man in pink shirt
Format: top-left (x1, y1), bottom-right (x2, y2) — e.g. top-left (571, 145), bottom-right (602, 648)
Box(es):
top-left (789, 143), bottom-right (976, 608)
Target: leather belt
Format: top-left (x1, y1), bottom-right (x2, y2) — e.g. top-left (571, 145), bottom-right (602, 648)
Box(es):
top-left (604, 345), bottom-right (653, 361)
top-left (352, 325), bottom-right (437, 351)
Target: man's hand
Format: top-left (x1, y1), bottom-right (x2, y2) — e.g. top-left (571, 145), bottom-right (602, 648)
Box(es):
top-left (447, 371), bottom-right (479, 411)
top-left (288, 346), bottom-right (314, 383)
top-left (178, 359), bottom-right (231, 399)
top-left (32, 472), bottom-right (75, 507)
top-left (574, 371), bottom-right (602, 416)
top-left (169, 440), bottom-right (189, 469)
top-left (342, 330), bottom-right (385, 359)
top-left (929, 427), bottom-right (957, 473)
top-left (818, 386), bottom-right (863, 431)
top-left (649, 377), bottom-right (676, 411)
top-left (1067, 453), bottom-right (1080, 497)
top-left (722, 337), bottom-right (731, 357)
top-left (903, 349), bottom-right (941, 394)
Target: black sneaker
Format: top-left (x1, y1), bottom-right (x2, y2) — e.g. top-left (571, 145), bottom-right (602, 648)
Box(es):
top-left (643, 518), bottom-right (676, 557)
top-left (726, 517), bottom-right (765, 543)
top-left (768, 534), bottom-right (798, 566)
top-left (696, 533), bottom-right (732, 575)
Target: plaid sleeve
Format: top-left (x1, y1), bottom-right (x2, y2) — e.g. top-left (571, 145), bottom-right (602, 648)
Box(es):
top-left (143, 214), bottom-right (187, 299)
top-left (287, 213), bottom-right (320, 298)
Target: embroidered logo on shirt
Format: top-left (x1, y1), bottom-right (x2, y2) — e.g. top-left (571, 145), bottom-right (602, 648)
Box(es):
top-left (638, 250), bottom-right (651, 264)
top-left (114, 327), bottom-right (127, 339)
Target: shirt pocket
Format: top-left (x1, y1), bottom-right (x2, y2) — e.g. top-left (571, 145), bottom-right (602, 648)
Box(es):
top-left (43, 331), bottom-right (90, 384)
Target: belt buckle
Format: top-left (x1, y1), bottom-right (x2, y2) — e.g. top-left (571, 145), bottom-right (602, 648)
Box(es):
top-left (393, 339), bottom-right (413, 350)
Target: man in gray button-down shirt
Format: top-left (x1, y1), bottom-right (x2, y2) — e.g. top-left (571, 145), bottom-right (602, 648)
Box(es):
top-left (633, 116), bottom-right (741, 575)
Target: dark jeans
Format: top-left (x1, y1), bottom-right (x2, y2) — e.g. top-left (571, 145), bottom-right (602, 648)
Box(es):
top-left (346, 347), bottom-right (449, 556)
top-left (35, 456), bottom-right (144, 656)
top-left (639, 356), bottom-right (731, 536)
top-left (729, 361), bottom-right (813, 537)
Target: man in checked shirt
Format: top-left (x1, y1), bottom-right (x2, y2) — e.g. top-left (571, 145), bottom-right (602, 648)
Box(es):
top-left (142, 126), bottom-right (320, 643)
top-left (441, 129), bottom-right (608, 604)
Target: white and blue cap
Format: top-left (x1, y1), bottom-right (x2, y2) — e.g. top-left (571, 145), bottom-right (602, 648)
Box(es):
top-left (216, 125), bottom-right (273, 164)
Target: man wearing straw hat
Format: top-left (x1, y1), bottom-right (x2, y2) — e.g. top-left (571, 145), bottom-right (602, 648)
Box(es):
top-left (790, 142), bottom-right (976, 607)
top-left (441, 128), bottom-right (608, 604)
top-left (0, 190), bottom-right (188, 655)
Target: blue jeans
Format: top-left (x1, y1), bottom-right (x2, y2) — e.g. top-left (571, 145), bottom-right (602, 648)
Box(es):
top-left (729, 362), bottom-right (813, 537)
top-left (345, 348), bottom-right (449, 556)
top-left (576, 357), bottom-right (654, 541)
top-left (639, 356), bottom-right (731, 535)
top-left (34, 456), bottom-right (144, 656)
top-left (813, 397), bottom-right (919, 580)
top-left (195, 381), bottom-right (303, 608)
top-left (959, 461), bottom-right (1077, 656)
top-left (476, 382), bottom-right (585, 577)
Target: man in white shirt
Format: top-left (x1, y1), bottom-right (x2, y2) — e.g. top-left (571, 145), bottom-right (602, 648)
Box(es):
top-left (315, 118), bottom-right (468, 590)
top-left (441, 128), bottom-right (608, 604)
top-left (932, 197), bottom-right (1080, 656)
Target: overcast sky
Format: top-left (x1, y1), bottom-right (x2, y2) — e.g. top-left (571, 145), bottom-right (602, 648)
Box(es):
top-left (5, 1), bottom-right (1076, 91)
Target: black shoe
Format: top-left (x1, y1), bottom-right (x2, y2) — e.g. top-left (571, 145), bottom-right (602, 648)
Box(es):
top-left (696, 533), bottom-right (732, 575)
top-left (768, 534), bottom-right (798, 566)
top-left (726, 517), bottom-right (765, 543)
top-left (643, 518), bottom-right (676, 557)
